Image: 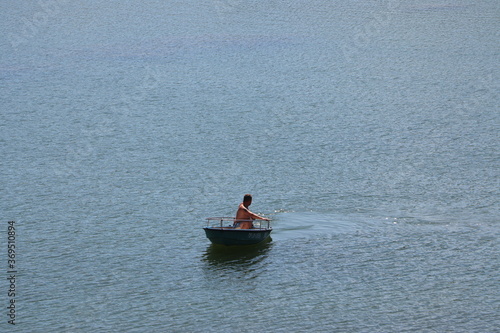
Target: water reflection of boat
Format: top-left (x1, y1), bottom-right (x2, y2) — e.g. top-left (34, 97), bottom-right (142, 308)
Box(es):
top-left (203, 238), bottom-right (272, 267)
top-left (203, 217), bottom-right (272, 246)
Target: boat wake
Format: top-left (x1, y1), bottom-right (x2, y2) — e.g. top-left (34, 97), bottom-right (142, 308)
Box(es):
top-left (269, 211), bottom-right (365, 241)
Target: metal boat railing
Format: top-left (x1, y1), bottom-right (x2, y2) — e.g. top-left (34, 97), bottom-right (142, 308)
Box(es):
top-left (205, 217), bottom-right (271, 229)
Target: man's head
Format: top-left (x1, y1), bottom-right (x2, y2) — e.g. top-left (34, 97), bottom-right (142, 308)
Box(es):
top-left (243, 194), bottom-right (252, 206)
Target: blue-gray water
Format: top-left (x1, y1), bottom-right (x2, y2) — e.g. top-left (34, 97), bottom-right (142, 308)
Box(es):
top-left (1, 1), bottom-right (499, 332)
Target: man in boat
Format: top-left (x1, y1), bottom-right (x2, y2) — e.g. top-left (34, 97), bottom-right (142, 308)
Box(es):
top-left (234, 194), bottom-right (270, 229)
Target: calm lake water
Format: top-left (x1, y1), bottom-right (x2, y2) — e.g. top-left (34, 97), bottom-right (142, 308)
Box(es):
top-left (1, 1), bottom-right (499, 332)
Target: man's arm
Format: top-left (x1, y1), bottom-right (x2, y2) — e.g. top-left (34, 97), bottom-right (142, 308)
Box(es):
top-left (245, 207), bottom-right (270, 221)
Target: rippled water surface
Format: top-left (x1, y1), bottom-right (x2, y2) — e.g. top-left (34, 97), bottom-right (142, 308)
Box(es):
top-left (1, 1), bottom-right (499, 332)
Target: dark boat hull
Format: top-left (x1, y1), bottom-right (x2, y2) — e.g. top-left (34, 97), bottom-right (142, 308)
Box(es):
top-left (203, 227), bottom-right (272, 246)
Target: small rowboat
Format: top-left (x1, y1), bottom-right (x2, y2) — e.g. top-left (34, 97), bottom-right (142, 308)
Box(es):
top-left (203, 217), bottom-right (272, 246)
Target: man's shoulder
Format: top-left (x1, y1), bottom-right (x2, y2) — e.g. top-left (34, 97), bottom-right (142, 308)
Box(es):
top-left (238, 204), bottom-right (250, 213)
